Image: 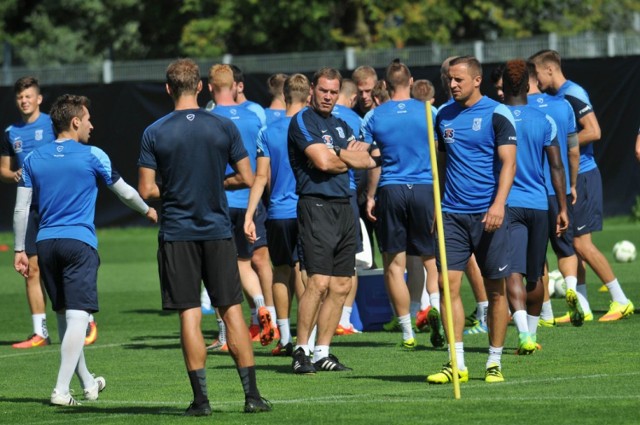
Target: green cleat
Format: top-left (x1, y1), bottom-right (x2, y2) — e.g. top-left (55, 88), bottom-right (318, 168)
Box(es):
top-left (485, 363), bottom-right (504, 383)
top-left (400, 337), bottom-right (417, 350)
top-left (464, 322), bottom-right (488, 335)
top-left (426, 362), bottom-right (469, 384)
top-left (538, 317), bottom-right (556, 327)
top-left (428, 308), bottom-right (446, 348)
top-left (516, 332), bottom-right (536, 355)
top-left (383, 316), bottom-right (401, 332)
top-left (566, 289), bottom-right (584, 327)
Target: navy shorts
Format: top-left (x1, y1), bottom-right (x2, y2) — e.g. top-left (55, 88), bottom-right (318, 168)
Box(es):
top-left (297, 196), bottom-right (355, 277)
top-left (266, 218), bottom-right (299, 267)
top-left (573, 168), bottom-right (603, 236)
top-left (158, 238), bottom-right (244, 310)
top-left (25, 208), bottom-right (40, 256)
top-left (376, 184), bottom-right (435, 256)
top-left (350, 190), bottom-right (363, 254)
top-left (229, 205), bottom-right (267, 259)
top-left (509, 207), bottom-right (548, 281)
top-left (436, 211), bottom-right (511, 279)
top-left (37, 238), bottom-right (100, 313)
top-left (547, 194), bottom-right (575, 258)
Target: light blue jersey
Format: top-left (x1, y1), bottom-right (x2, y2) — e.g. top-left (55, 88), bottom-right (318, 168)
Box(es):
top-left (257, 117), bottom-right (298, 219)
top-left (528, 93), bottom-right (576, 195)
top-left (555, 80), bottom-right (597, 174)
top-left (265, 108), bottom-right (285, 125)
top-left (436, 96), bottom-right (517, 213)
top-left (240, 100), bottom-right (267, 128)
top-left (332, 104), bottom-right (364, 191)
top-left (22, 140), bottom-right (119, 249)
top-left (361, 99), bottom-right (433, 186)
top-left (506, 105), bottom-right (558, 210)
top-left (212, 105), bottom-right (263, 208)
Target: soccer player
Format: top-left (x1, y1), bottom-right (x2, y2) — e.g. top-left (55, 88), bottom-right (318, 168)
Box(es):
top-left (352, 65), bottom-right (378, 117)
top-left (208, 64), bottom-right (275, 347)
top-left (526, 62), bottom-right (584, 326)
top-left (427, 56), bottom-right (517, 384)
top-left (138, 58), bottom-right (270, 415)
top-left (265, 73), bottom-right (288, 125)
top-left (502, 59), bottom-right (569, 355)
top-left (411, 79), bottom-right (436, 104)
top-left (2, 76), bottom-right (55, 349)
top-left (288, 67), bottom-right (378, 374)
top-left (529, 50), bottom-right (634, 321)
top-left (14, 94), bottom-right (157, 406)
top-left (244, 73), bottom-right (310, 356)
top-left (361, 60), bottom-right (443, 349)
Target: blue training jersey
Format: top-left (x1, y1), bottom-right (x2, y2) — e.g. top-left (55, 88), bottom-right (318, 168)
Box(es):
top-left (555, 80), bottom-right (597, 174)
top-left (139, 108), bottom-right (248, 241)
top-left (528, 93), bottom-right (576, 195)
top-left (240, 100), bottom-right (267, 128)
top-left (258, 116), bottom-right (298, 219)
top-left (361, 99), bottom-right (433, 186)
top-left (22, 140), bottom-right (119, 249)
top-left (436, 96), bottom-right (517, 213)
top-left (265, 108), bottom-right (285, 125)
top-left (288, 106), bottom-right (355, 198)
top-left (506, 105), bottom-right (558, 210)
top-left (211, 105), bottom-right (263, 208)
top-left (332, 104), bottom-right (363, 191)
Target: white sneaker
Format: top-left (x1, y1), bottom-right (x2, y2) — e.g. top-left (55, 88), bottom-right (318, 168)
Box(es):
top-left (51, 389), bottom-right (81, 406)
top-left (83, 376), bottom-right (106, 401)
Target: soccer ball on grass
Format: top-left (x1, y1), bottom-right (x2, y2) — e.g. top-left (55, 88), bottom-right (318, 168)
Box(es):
top-left (612, 240), bottom-right (636, 263)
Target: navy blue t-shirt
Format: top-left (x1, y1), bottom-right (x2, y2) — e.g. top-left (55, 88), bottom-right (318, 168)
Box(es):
top-left (288, 106), bottom-right (355, 198)
top-left (138, 109), bottom-right (248, 241)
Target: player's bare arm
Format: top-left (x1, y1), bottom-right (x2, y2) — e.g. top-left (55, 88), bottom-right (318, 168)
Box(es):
top-left (577, 111), bottom-right (601, 146)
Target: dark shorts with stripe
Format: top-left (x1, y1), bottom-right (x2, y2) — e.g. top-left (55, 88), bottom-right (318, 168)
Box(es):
top-left (229, 204), bottom-right (267, 259)
top-left (375, 184), bottom-right (435, 256)
top-left (297, 196), bottom-right (355, 277)
top-left (158, 238), bottom-right (244, 310)
top-left (266, 218), bottom-right (299, 267)
top-left (37, 238), bottom-right (100, 313)
top-left (436, 211), bottom-right (511, 279)
top-left (573, 168), bottom-right (603, 236)
top-left (509, 207), bottom-right (548, 281)
top-left (25, 208), bottom-right (40, 256)
top-left (547, 194), bottom-right (575, 258)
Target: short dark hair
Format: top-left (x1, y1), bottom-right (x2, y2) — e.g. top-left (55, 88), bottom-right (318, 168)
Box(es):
top-left (49, 94), bottom-right (90, 135)
top-left (166, 58), bottom-right (200, 99)
top-left (449, 56), bottom-right (483, 78)
top-left (502, 59), bottom-right (529, 97)
top-left (14, 76), bottom-right (40, 95)
top-left (230, 64), bottom-right (244, 84)
top-left (490, 64), bottom-right (505, 84)
top-left (312, 67), bottom-right (342, 87)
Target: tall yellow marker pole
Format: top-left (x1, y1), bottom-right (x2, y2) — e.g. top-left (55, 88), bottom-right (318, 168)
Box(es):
top-left (425, 103), bottom-right (461, 399)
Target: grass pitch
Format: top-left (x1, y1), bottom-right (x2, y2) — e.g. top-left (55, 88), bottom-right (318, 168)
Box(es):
top-left (0, 221), bottom-right (638, 424)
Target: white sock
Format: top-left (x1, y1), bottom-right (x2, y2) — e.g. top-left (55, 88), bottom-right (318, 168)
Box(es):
top-left (398, 314), bottom-right (414, 341)
top-left (33, 313), bottom-right (48, 338)
top-left (200, 287), bottom-right (212, 309)
top-left (409, 301), bottom-right (421, 318)
top-left (576, 284), bottom-right (592, 314)
top-left (266, 305), bottom-right (277, 325)
top-left (512, 310), bottom-right (529, 333)
top-left (429, 293), bottom-right (440, 310)
top-left (420, 286), bottom-right (430, 310)
top-left (339, 306), bottom-right (353, 328)
top-left (605, 279), bottom-right (629, 305)
top-left (476, 301), bottom-right (489, 326)
top-left (450, 342), bottom-right (465, 371)
top-left (76, 350), bottom-right (95, 389)
top-left (541, 300), bottom-right (554, 320)
top-left (312, 345), bottom-right (329, 363)
top-left (277, 318), bottom-right (291, 345)
top-left (487, 346), bottom-right (503, 369)
top-left (565, 275), bottom-right (578, 292)
top-left (527, 315), bottom-right (539, 339)
top-left (217, 318), bottom-right (227, 343)
top-left (55, 310), bottom-right (90, 394)
top-left (308, 325), bottom-right (317, 353)
top-left (253, 295), bottom-right (265, 309)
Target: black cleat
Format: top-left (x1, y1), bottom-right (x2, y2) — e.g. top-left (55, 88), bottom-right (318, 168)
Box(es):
top-left (291, 347), bottom-right (316, 374)
top-left (313, 354), bottom-right (352, 371)
top-left (244, 397), bottom-right (272, 413)
top-left (184, 401), bottom-right (212, 416)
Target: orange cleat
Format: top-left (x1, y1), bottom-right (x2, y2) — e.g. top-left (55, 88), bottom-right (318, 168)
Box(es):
top-left (335, 324), bottom-right (362, 335)
top-left (415, 306), bottom-right (432, 332)
top-left (207, 339), bottom-right (228, 352)
top-left (249, 324), bottom-right (261, 342)
top-left (12, 334), bottom-right (51, 349)
top-left (258, 306), bottom-right (274, 346)
top-left (84, 321), bottom-right (98, 346)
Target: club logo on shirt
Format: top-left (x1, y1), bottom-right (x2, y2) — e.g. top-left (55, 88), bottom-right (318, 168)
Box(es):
top-left (56, 145), bottom-right (64, 152)
top-left (230, 109), bottom-right (237, 115)
top-left (13, 139), bottom-right (23, 153)
top-left (443, 128), bottom-right (455, 144)
top-left (513, 109), bottom-right (521, 117)
top-left (537, 97), bottom-right (544, 104)
top-left (186, 114), bottom-right (195, 121)
top-left (322, 134), bottom-right (334, 148)
top-left (472, 118), bottom-right (482, 131)
top-left (336, 126), bottom-right (345, 138)
top-left (35, 129), bottom-right (43, 141)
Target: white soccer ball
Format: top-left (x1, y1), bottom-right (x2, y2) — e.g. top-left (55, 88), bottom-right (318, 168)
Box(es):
top-left (548, 269), bottom-right (566, 298)
top-left (612, 240), bottom-right (637, 263)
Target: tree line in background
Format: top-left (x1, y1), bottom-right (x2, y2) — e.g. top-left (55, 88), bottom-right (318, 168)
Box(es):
top-left (1, 0), bottom-right (638, 66)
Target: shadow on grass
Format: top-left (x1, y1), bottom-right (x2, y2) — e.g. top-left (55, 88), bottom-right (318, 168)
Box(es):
top-left (56, 405), bottom-right (186, 416)
top-left (345, 374), bottom-right (427, 383)
top-left (122, 342), bottom-right (182, 350)
top-left (121, 309), bottom-right (173, 316)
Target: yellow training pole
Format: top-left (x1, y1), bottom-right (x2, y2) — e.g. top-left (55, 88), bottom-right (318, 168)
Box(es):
top-left (425, 103), bottom-right (461, 399)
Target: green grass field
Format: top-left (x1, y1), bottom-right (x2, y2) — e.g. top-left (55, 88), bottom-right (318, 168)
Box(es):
top-left (0, 221), bottom-right (639, 425)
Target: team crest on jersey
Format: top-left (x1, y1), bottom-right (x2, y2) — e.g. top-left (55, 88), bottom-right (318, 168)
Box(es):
top-left (13, 139), bottom-right (23, 153)
top-left (322, 134), bottom-right (334, 148)
top-left (35, 129), bottom-right (43, 141)
top-left (443, 128), bottom-right (455, 144)
top-left (513, 109), bottom-right (521, 117)
top-left (56, 145), bottom-right (64, 152)
top-left (472, 118), bottom-right (482, 131)
top-left (398, 103), bottom-right (406, 110)
top-left (186, 114), bottom-right (195, 121)
top-left (230, 109), bottom-right (237, 115)
top-left (336, 126), bottom-right (345, 138)
top-left (537, 97), bottom-right (544, 103)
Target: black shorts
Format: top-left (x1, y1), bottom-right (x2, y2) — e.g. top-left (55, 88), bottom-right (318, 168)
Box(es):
top-left (547, 194), bottom-right (575, 258)
top-left (25, 208), bottom-right (40, 256)
top-left (509, 207), bottom-right (548, 281)
top-left (297, 196), bottom-right (356, 277)
top-left (158, 239), bottom-right (244, 310)
top-left (37, 238), bottom-right (100, 313)
top-left (573, 168), bottom-right (603, 236)
top-left (229, 206), bottom-right (267, 259)
top-left (376, 184), bottom-right (435, 256)
top-left (266, 218), bottom-right (299, 267)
